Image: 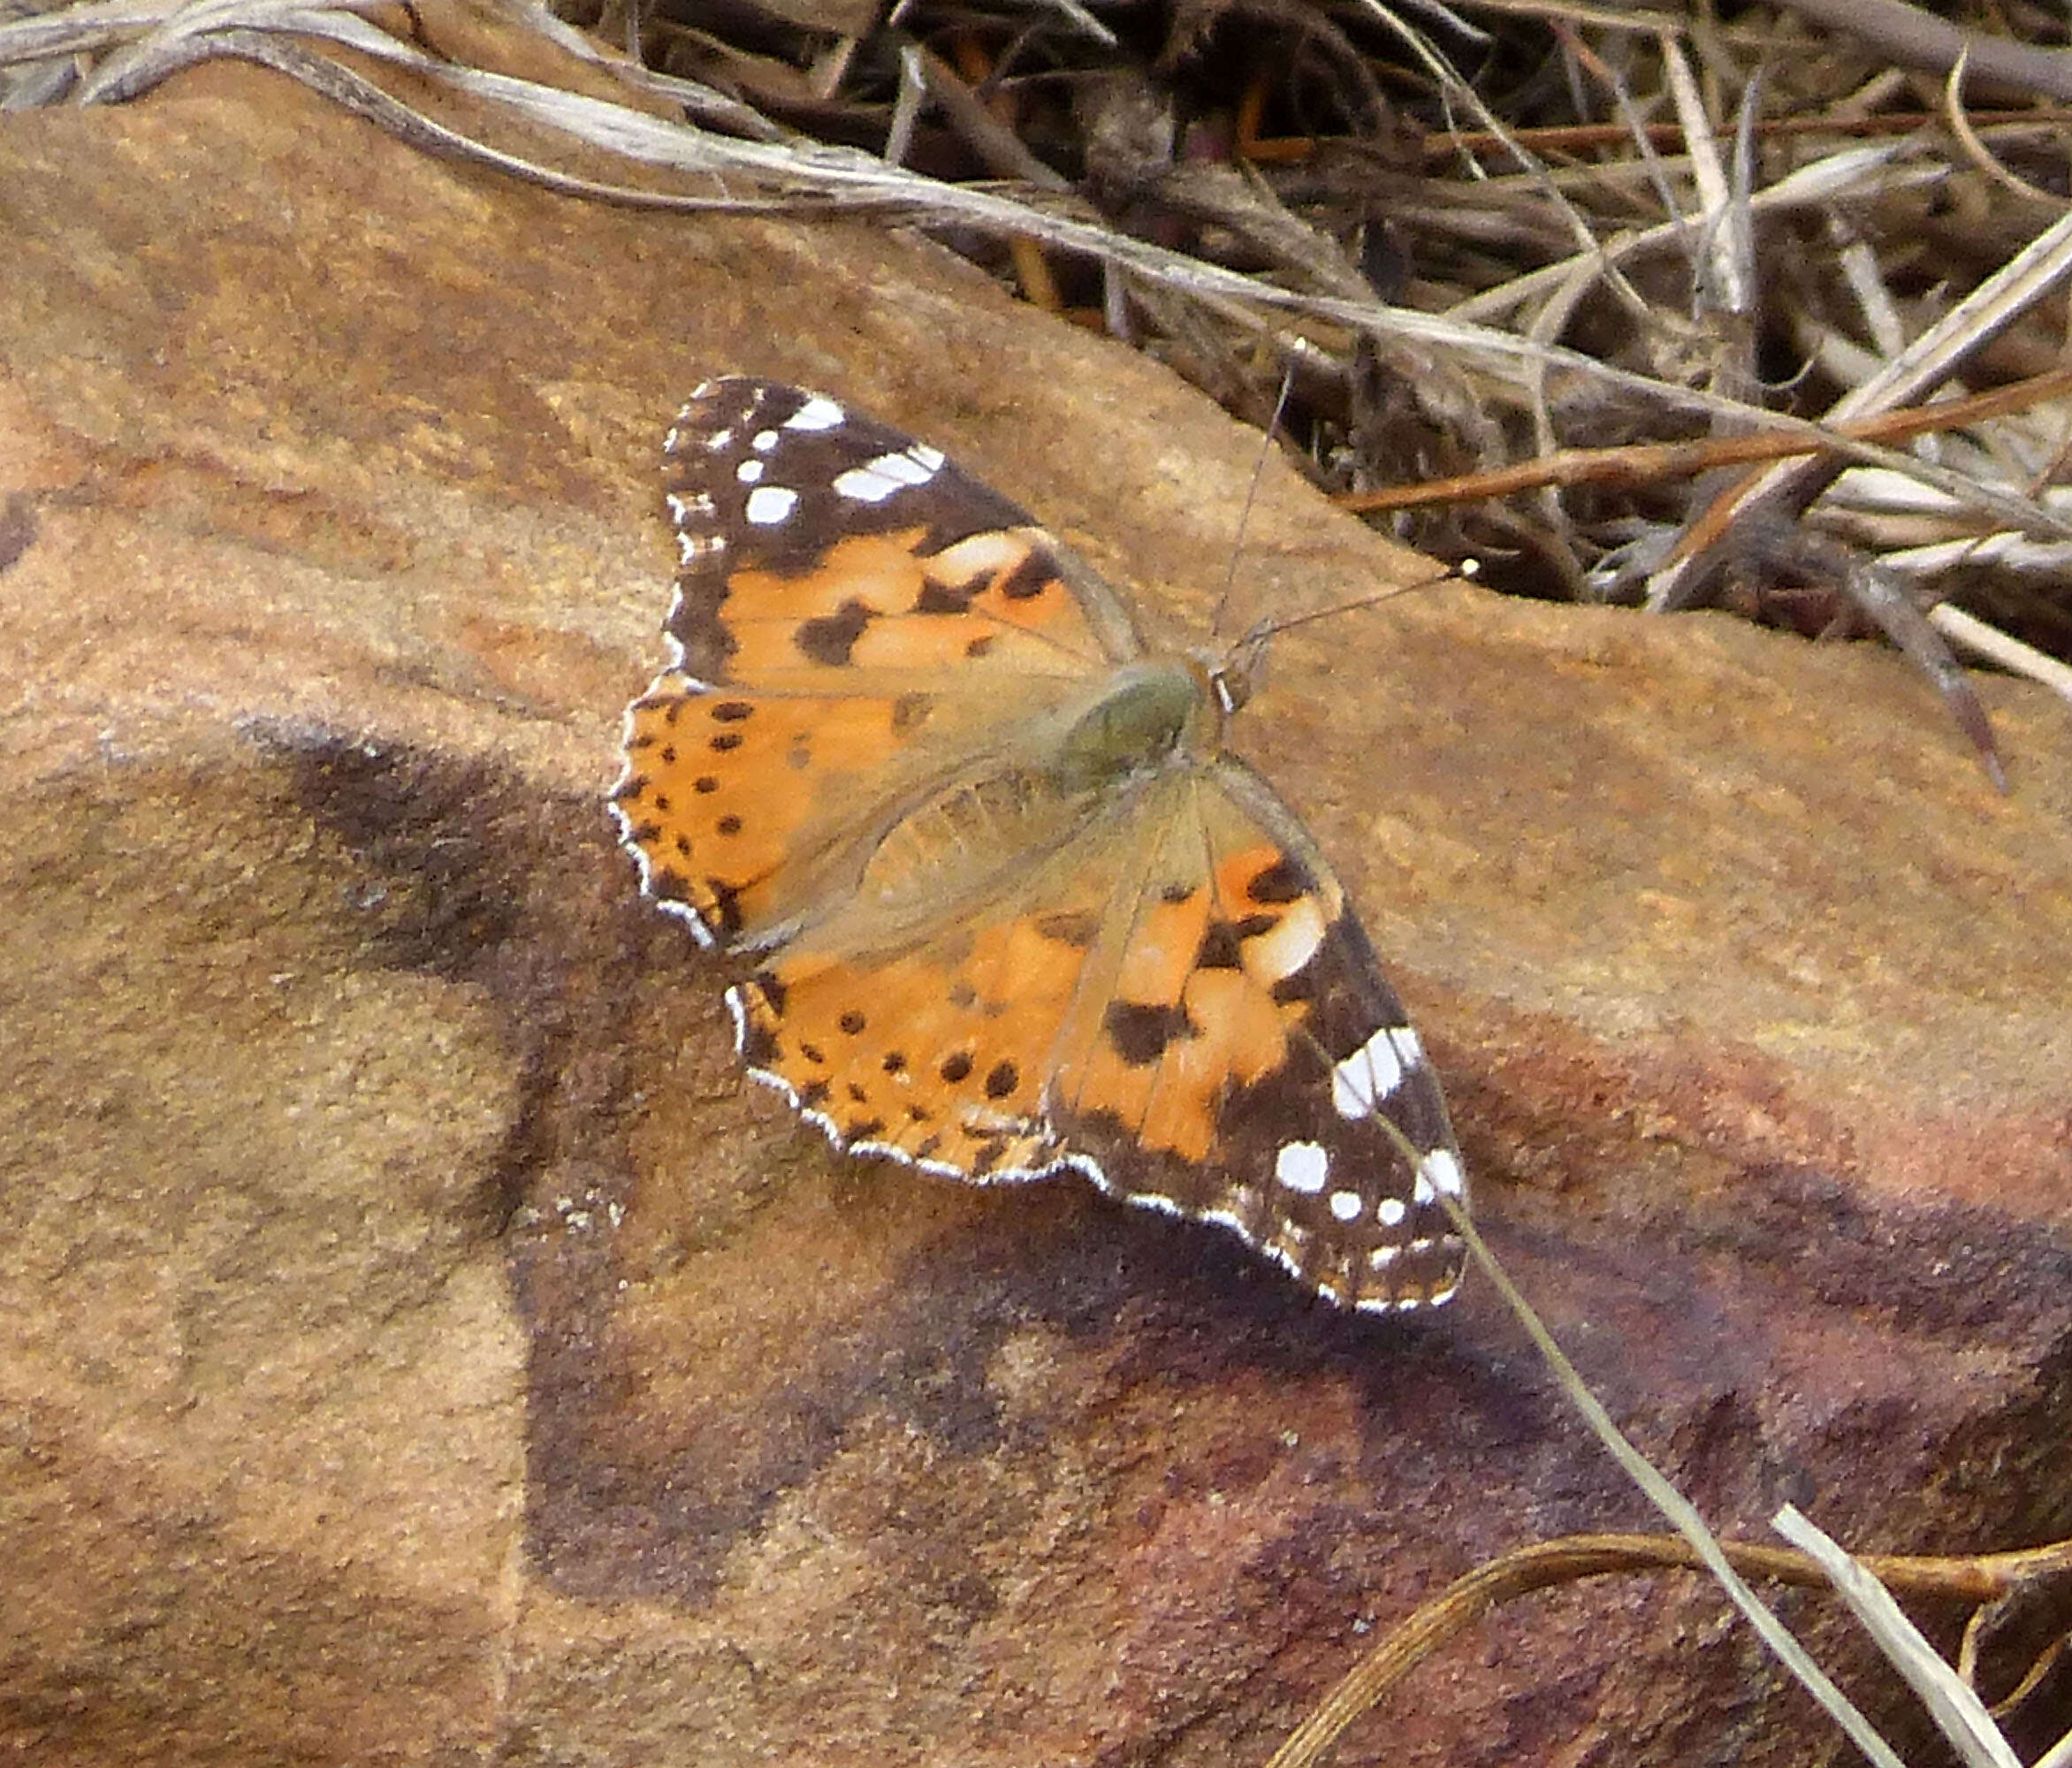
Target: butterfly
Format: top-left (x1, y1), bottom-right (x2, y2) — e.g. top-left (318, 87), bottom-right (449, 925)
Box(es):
top-left (612, 377), bottom-right (1469, 1314)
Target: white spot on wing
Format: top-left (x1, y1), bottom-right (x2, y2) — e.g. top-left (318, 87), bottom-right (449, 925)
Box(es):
top-left (736, 459), bottom-right (764, 484)
top-left (1423, 1147), bottom-right (1466, 1197)
top-left (1377, 1197), bottom-right (1407, 1228)
top-left (744, 485), bottom-right (797, 526)
top-left (833, 466), bottom-right (901, 503)
top-left (751, 429), bottom-right (780, 452)
top-left (1243, 896), bottom-right (1326, 985)
top-left (1331, 1024), bottom-right (1411, 1117)
top-left (784, 395), bottom-right (845, 431)
top-left (1328, 1189), bottom-right (1363, 1223)
top-left (932, 531), bottom-right (1031, 578)
top-left (1275, 1140), bottom-right (1329, 1194)
top-left (834, 447), bottom-right (941, 504)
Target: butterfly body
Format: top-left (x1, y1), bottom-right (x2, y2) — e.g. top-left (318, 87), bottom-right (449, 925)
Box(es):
top-left (614, 378), bottom-right (1469, 1314)
top-left (1057, 656), bottom-right (1208, 784)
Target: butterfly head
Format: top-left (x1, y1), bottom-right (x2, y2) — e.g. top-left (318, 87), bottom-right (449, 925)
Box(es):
top-left (1207, 623), bottom-right (1274, 719)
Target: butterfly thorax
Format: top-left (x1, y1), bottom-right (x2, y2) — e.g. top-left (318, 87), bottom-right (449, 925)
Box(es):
top-left (1052, 656), bottom-right (1227, 796)
top-left (849, 659), bottom-right (1235, 943)
top-left (832, 659), bottom-right (1223, 955)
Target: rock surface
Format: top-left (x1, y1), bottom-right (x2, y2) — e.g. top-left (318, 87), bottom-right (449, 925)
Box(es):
top-left (4, 17), bottom-right (2069, 1765)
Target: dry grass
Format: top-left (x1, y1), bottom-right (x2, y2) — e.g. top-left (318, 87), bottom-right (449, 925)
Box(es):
top-left (13, 0), bottom-right (2071, 774)
top-left (550, 0), bottom-right (2072, 785)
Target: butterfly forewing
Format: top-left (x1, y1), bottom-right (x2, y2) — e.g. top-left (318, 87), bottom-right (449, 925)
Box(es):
top-left (659, 378), bottom-right (1143, 686)
top-left (614, 377), bottom-right (1470, 1315)
top-left (618, 378), bottom-right (1144, 949)
top-left (1047, 762), bottom-right (1466, 1310)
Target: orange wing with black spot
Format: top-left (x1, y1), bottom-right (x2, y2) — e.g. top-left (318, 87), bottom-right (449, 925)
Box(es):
top-left (614, 378), bottom-right (1141, 950)
top-left (613, 378), bottom-right (1468, 1315)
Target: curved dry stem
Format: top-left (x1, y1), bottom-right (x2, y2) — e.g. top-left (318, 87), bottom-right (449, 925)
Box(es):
top-left (1266, 1528), bottom-right (2072, 1768)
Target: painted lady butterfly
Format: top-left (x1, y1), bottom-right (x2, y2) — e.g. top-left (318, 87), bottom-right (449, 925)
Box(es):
top-left (613, 378), bottom-right (1469, 1313)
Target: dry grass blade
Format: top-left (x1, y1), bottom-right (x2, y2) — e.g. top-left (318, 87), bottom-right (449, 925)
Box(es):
top-left (1944, 48), bottom-right (2070, 209)
top-left (1772, 1506), bottom-right (2024, 1768)
top-left (1648, 203), bottom-right (2072, 610)
top-left (1431, 1199), bottom-right (1908, 1768)
top-left (1931, 604), bottom-right (2072, 705)
top-left (1728, 523), bottom-right (2007, 788)
top-left (1336, 362), bottom-right (2072, 509)
top-left (1443, 144), bottom-right (1949, 329)
top-left (1766, 0), bottom-right (2072, 103)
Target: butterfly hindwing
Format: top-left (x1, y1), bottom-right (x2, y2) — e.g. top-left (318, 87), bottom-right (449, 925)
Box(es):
top-left (727, 812), bottom-right (1135, 1182)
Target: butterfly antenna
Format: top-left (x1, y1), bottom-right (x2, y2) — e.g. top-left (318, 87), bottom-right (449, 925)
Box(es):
top-left (1210, 358), bottom-right (1301, 644)
top-left (1248, 560), bottom-right (1479, 645)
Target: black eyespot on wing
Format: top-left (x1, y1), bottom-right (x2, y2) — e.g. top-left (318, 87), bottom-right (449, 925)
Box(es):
top-left (796, 598), bottom-right (875, 666)
top-left (1245, 857), bottom-right (1313, 904)
top-left (1103, 1001), bottom-right (1200, 1066)
top-left (915, 581), bottom-right (977, 615)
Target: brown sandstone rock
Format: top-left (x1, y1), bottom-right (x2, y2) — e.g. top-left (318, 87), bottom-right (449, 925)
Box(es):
top-left (2, 19), bottom-right (2068, 1766)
